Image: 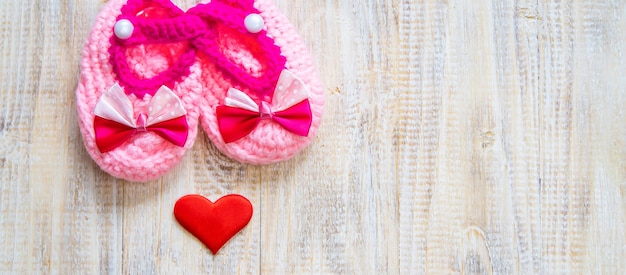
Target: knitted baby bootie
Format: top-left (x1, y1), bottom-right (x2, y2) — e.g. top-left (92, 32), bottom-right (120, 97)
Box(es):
top-left (195, 0), bottom-right (324, 164)
top-left (76, 0), bottom-right (204, 181)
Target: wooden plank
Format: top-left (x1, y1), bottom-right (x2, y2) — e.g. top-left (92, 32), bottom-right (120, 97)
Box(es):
top-left (396, 0), bottom-right (445, 273)
top-left (538, 0), bottom-right (626, 273)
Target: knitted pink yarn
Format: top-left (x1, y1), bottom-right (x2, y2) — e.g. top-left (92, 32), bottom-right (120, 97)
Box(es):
top-left (110, 0), bottom-right (286, 98)
top-left (77, 0), bottom-right (323, 181)
top-left (197, 0), bottom-right (324, 164)
top-left (76, 0), bottom-right (202, 182)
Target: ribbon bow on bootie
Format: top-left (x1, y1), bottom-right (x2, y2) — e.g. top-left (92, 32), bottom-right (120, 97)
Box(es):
top-left (216, 70), bottom-right (312, 143)
top-left (93, 84), bottom-right (189, 152)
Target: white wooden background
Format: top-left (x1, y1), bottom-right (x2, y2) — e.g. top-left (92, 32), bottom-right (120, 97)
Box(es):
top-left (1, 0), bottom-right (625, 274)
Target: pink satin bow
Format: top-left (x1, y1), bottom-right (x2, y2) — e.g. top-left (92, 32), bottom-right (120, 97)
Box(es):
top-left (94, 84), bottom-right (188, 152)
top-left (216, 70), bottom-right (312, 143)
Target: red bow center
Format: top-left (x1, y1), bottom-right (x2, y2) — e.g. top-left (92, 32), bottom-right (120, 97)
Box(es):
top-left (136, 113), bottom-right (148, 132)
top-left (260, 101), bottom-right (273, 119)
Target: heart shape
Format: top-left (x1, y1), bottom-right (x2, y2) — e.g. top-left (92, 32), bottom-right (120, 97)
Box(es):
top-left (174, 194), bottom-right (253, 254)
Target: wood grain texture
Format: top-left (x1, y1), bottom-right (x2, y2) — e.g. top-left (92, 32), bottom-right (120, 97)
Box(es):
top-left (0, 0), bottom-right (624, 274)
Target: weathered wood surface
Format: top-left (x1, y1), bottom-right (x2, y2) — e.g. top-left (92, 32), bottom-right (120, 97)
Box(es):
top-left (1, 0), bottom-right (624, 273)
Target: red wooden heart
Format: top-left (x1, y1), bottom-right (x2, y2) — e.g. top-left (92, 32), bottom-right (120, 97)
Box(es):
top-left (174, 194), bottom-right (253, 254)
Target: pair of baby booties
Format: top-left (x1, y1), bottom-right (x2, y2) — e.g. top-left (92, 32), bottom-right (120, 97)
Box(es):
top-left (76, 0), bottom-right (324, 182)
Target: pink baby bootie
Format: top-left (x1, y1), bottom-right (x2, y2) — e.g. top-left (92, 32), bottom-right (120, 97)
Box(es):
top-left (194, 0), bottom-right (324, 164)
top-left (76, 0), bottom-right (205, 181)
